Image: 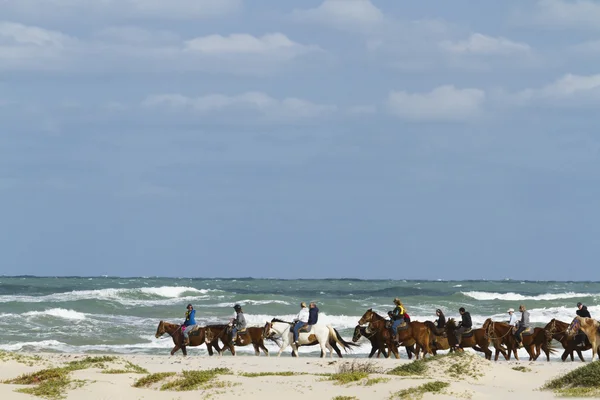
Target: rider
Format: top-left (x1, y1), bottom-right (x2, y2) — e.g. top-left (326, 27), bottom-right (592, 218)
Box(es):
top-left (182, 303), bottom-right (197, 345)
top-left (513, 304), bottom-right (530, 348)
top-left (435, 309), bottom-right (446, 333)
top-left (308, 302), bottom-right (319, 327)
top-left (454, 307), bottom-right (472, 348)
top-left (506, 308), bottom-right (518, 327)
top-left (575, 302), bottom-right (591, 346)
top-left (292, 302), bottom-right (309, 346)
top-left (230, 304), bottom-right (246, 345)
top-left (389, 298), bottom-right (406, 344)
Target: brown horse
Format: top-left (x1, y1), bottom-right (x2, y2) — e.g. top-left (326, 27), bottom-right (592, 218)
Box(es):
top-left (566, 317), bottom-right (600, 361)
top-left (481, 319), bottom-right (550, 361)
top-left (359, 309), bottom-right (431, 359)
top-left (155, 321), bottom-right (223, 356)
top-left (544, 318), bottom-right (591, 362)
top-left (445, 318), bottom-right (492, 360)
top-left (423, 321), bottom-right (453, 356)
top-left (352, 325), bottom-right (415, 359)
top-left (205, 323), bottom-right (270, 356)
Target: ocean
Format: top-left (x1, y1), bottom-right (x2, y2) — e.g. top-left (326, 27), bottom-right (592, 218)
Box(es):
top-left (0, 277), bottom-right (598, 358)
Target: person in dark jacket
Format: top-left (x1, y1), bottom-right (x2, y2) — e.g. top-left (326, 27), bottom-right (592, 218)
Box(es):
top-left (575, 302), bottom-right (592, 346)
top-left (577, 302), bottom-right (591, 318)
top-left (182, 303), bottom-right (197, 345)
top-left (454, 307), bottom-right (472, 347)
top-left (308, 302), bottom-right (319, 326)
top-left (434, 309), bottom-right (446, 336)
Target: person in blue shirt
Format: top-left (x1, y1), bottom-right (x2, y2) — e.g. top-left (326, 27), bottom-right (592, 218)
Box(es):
top-left (182, 303), bottom-right (197, 345)
top-left (308, 302), bottom-right (319, 326)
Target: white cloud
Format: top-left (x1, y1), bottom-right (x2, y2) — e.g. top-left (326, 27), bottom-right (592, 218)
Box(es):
top-left (184, 33), bottom-right (319, 57)
top-left (141, 92), bottom-right (337, 122)
top-left (0, 22), bottom-right (77, 70)
top-left (0, 23), bottom-right (320, 74)
top-left (387, 85), bottom-right (485, 121)
top-left (533, 0), bottom-right (600, 30)
top-left (292, 0), bottom-right (385, 32)
top-left (2, 0), bottom-right (241, 20)
top-left (440, 33), bottom-right (531, 55)
top-left (515, 73), bottom-right (600, 104)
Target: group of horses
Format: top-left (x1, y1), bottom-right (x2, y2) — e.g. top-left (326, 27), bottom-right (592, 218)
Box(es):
top-left (155, 309), bottom-right (600, 362)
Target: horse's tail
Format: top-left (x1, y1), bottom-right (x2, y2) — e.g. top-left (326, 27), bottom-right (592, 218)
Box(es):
top-left (328, 326), bottom-right (357, 352)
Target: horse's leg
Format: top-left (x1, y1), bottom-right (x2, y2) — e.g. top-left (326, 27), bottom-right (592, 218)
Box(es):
top-left (369, 346), bottom-right (377, 358)
top-left (252, 343), bottom-right (260, 356)
top-left (182, 345), bottom-right (187, 356)
top-left (259, 341), bottom-right (270, 357)
top-left (325, 341), bottom-right (334, 358)
top-left (170, 345), bottom-right (179, 356)
top-left (576, 349), bottom-right (585, 362)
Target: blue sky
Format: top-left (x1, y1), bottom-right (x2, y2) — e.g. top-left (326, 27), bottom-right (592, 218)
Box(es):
top-left (2, 0), bottom-right (600, 280)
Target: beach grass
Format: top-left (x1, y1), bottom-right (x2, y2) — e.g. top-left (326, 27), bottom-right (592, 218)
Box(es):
top-left (160, 368), bottom-right (231, 391)
top-left (133, 372), bottom-right (176, 388)
top-left (239, 371), bottom-right (302, 377)
top-left (326, 371), bottom-right (370, 385)
top-left (542, 360), bottom-right (600, 397)
top-left (512, 366), bottom-right (531, 373)
top-left (391, 380), bottom-right (450, 399)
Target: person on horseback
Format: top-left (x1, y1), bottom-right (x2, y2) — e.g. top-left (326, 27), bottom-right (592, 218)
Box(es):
top-left (514, 304), bottom-right (530, 348)
top-left (454, 307), bottom-right (472, 348)
top-left (389, 298), bottom-right (406, 344)
top-left (308, 302), bottom-right (319, 327)
top-left (292, 302), bottom-right (309, 346)
top-left (435, 309), bottom-right (446, 333)
top-left (575, 302), bottom-right (591, 346)
top-left (506, 308), bottom-right (518, 326)
top-left (182, 303), bottom-right (197, 346)
top-left (230, 304), bottom-right (246, 345)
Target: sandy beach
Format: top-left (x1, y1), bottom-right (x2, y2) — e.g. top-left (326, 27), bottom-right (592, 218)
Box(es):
top-left (0, 350), bottom-right (588, 400)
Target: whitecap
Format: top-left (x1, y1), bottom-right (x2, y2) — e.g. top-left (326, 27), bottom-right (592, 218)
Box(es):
top-left (461, 291), bottom-right (597, 301)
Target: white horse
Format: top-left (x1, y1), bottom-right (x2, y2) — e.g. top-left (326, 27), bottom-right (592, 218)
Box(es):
top-left (265, 319), bottom-right (350, 357)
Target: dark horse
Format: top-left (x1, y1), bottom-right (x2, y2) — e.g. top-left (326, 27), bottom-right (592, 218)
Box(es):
top-left (359, 309), bottom-right (431, 359)
top-left (445, 318), bottom-right (492, 360)
top-left (352, 325), bottom-right (415, 359)
top-left (205, 324), bottom-right (270, 356)
top-left (481, 318), bottom-right (550, 361)
top-left (155, 321), bottom-right (223, 356)
top-left (544, 318), bottom-right (591, 362)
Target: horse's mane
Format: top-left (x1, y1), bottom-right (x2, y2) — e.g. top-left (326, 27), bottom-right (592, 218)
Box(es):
top-left (271, 318), bottom-right (292, 324)
top-left (423, 320), bottom-right (437, 331)
top-left (445, 318), bottom-right (458, 330)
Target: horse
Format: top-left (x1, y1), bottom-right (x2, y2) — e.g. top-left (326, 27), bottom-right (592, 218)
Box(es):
top-left (423, 321), bottom-right (453, 356)
top-left (292, 328), bottom-right (358, 358)
top-left (358, 309), bottom-right (431, 359)
top-left (204, 323), bottom-right (270, 356)
top-left (445, 318), bottom-right (492, 360)
top-left (155, 321), bottom-right (222, 356)
top-left (352, 325), bottom-right (415, 359)
top-left (264, 319), bottom-right (351, 357)
top-left (544, 318), bottom-right (591, 362)
top-left (566, 317), bottom-right (600, 362)
top-left (481, 318), bottom-right (550, 361)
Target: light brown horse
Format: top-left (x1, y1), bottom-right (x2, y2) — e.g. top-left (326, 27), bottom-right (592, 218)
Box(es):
top-left (445, 318), bottom-right (492, 360)
top-left (423, 321), bottom-right (452, 356)
top-left (567, 317), bottom-right (600, 362)
top-left (205, 323), bottom-right (270, 356)
top-left (155, 321), bottom-right (223, 356)
top-left (544, 318), bottom-right (591, 362)
top-left (359, 309), bottom-right (431, 359)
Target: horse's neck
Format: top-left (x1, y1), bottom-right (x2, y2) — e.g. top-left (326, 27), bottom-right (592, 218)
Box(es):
top-left (164, 323), bottom-right (180, 335)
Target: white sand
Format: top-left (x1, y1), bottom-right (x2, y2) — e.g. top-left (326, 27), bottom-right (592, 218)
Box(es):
top-left (0, 352), bottom-right (587, 399)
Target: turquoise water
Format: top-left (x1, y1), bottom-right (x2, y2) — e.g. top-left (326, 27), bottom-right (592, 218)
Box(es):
top-left (0, 277), bottom-right (598, 356)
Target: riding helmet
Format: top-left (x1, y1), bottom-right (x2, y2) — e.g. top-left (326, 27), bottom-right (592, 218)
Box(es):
top-left (234, 304), bottom-right (242, 311)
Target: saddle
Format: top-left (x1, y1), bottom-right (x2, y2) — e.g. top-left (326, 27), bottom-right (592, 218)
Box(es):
top-left (299, 324), bottom-right (312, 333)
top-left (461, 328), bottom-right (474, 338)
top-left (187, 326), bottom-right (201, 337)
top-left (385, 321), bottom-right (409, 331)
top-left (511, 326), bottom-right (534, 336)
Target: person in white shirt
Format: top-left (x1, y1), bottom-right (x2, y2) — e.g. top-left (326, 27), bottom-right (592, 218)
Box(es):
top-left (507, 308), bottom-right (518, 327)
top-left (292, 302), bottom-right (309, 345)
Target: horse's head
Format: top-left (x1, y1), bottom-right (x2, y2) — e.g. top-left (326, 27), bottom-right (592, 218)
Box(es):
top-left (481, 318), bottom-right (492, 330)
top-left (155, 321), bottom-right (165, 338)
top-left (352, 325), bottom-right (362, 342)
top-left (445, 318), bottom-right (457, 333)
top-left (567, 317), bottom-right (581, 337)
top-left (358, 309), bottom-right (375, 325)
top-left (205, 328), bottom-right (215, 344)
top-left (263, 322), bottom-right (272, 338)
